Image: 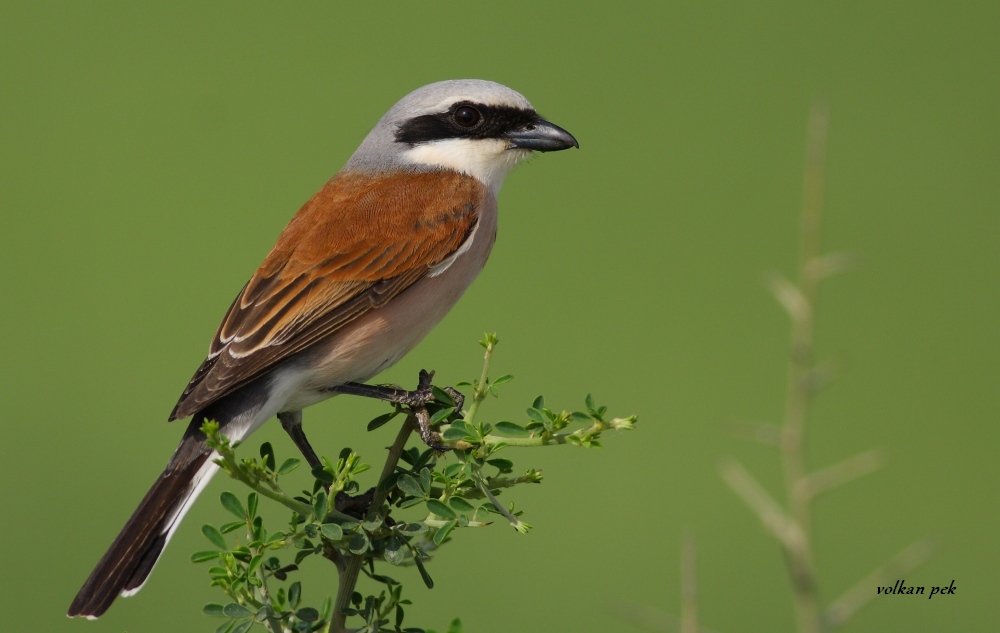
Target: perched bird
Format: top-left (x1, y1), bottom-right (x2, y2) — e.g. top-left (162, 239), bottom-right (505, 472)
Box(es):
top-left (68, 79), bottom-right (578, 619)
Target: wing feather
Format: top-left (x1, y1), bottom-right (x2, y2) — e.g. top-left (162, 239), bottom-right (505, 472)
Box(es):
top-left (169, 170), bottom-right (483, 421)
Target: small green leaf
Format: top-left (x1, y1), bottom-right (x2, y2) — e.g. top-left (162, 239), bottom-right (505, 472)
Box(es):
top-left (433, 519), bottom-right (457, 545)
top-left (259, 442), bottom-right (276, 471)
top-left (320, 523), bottom-right (344, 540)
top-left (487, 458), bottom-right (514, 474)
top-left (247, 493), bottom-right (258, 520)
top-left (526, 408), bottom-right (547, 426)
top-left (333, 518), bottom-right (361, 532)
top-left (312, 466), bottom-right (334, 484)
top-left (191, 550), bottom-right (220, 563)
top-left (396, 474), bottom-right (424, 498)
top-left (255, 605), bottom-right (275, 623)
top-left (492, 374), bottom-right (514, 387)
top-left (384, 536), bottom-right (405, 565)
top-left (585, 393), bottom-right (596, 411)
top-left (313, 491), bottom-right (327, 521)
top-left (446, 617), bottom-right (464, 633)
top-left (532, 395), bottom-right (545, 410)
top-left (441, 426), bottom-right (469, 441)
top-left (296, 608), bottom-right (320, 622)
top-left (399, 447), bottom-right (417, 465)
top-left (431, 386), bottom-right (455, 406)
top-left (419, 468), bottom-right (432, 494)
top-left (202, 524), bottom-right (227, 550)
top-left (399, 522), bottom-right (428, 535)
top-left (277, 458), bottom-right (301, 475)
top-left (214, 619), bottom-right (236, 633)
top-left (426, 499), bottom-right (456, 519)
top-left (348, 532), bottom-right (369, 554)
top-left (220, 521), bottom-right (243, 534)
top-left (414, 555), bottom-right (434, 589)
top-left (231, 620), bottom-right (252, 633)
top-left (495, 421), bottom-right (529, 436)
top-left (220, 492), bottom-right (244, 519)
top-left (295, 541), bottom-right (316, 565)
top-left (203, 603), bottom-right (227, 617)
top-left (448, 497), bottom-right (475, 512)
top-left (367, 410), bottom-right (398, 432)
top-left (289, 581), bottom-right (302, 609)
top-left (223, 603), bottom-right (252, 618)
top-left (247, 554), bottom-right (263, 576)
top-left (429, 406), bottom-right (456, 425)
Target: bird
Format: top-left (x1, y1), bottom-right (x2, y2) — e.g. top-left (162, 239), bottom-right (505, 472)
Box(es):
top-left (67, 79), bottom-right (578, 619)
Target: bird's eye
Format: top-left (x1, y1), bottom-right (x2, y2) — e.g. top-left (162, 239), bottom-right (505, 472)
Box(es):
top-left (453, 106), bottom-right (482, 128)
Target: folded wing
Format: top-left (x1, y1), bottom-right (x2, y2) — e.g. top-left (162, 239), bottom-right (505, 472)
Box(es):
top-left (169, 170), bottom-right (483, 421)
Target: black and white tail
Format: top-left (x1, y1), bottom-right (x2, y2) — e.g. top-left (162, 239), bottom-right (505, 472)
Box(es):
top-left (68, 421), bottom-right (219, 619)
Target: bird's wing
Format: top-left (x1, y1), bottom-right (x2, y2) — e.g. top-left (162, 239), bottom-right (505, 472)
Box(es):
top-left (169, 169), bottom-right (484, 421)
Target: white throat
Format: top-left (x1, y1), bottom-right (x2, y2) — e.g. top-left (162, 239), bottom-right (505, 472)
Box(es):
top-left (402, 138), bottom-right (530, 192)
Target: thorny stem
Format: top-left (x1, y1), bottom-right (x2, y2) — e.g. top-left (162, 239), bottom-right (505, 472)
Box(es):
top-left (329, 415), bottom-right (416, 633)
top-left (463, 338), bottom-right (496, 425)
top-left (481, 419), bottom-right (611, 448)
top-left (781, 101), bottom-right (829, 633)
top-left (471, 466), bottom-right (527, 532)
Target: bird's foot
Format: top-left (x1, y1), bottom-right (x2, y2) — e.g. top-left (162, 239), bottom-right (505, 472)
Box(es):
top-left (327, 370), bottom-right (464, 450)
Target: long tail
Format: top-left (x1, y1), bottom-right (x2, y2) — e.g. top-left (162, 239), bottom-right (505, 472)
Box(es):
top-left (68, 419), bottom-right (218, 619)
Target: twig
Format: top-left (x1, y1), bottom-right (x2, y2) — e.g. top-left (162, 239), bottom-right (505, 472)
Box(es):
top-left (779, 101), bottom-right (829, 633)
top-left (822, 539), bottom-right (935, 630)
top-left (796, 450), bottom-right (885, 500)
top-left (329, 415), bottom-right (416, 633)
top-left (680, 531), bottom-right (698, 633)
top-left (471, 466), bottom-right (530, 533)
top-left (717, 102), bottom-right (930, 633)
top-left (463, 336), bottom-right (496, 425)
top-left (719, 459), bottom-right (799, 550)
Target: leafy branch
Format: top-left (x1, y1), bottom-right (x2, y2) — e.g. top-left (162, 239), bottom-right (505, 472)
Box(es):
top-left (196, 333), bottom-right (637, 633)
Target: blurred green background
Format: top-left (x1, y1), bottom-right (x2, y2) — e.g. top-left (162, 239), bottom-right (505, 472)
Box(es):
top-left (1, 2), bottom-right (996, 631)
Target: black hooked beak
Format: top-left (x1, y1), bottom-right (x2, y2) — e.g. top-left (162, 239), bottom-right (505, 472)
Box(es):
top-left (506, 117), bottom-right (579, 152)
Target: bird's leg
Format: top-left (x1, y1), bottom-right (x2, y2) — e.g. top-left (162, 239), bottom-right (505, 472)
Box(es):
top-left (327, 370), bottom-right (461, 450)
top-left (277, 410), bottom-right (323, 472)
top-left (412, 405), bottom-right (445, 450)
top-left (327, 369), bottom-right (466, 412)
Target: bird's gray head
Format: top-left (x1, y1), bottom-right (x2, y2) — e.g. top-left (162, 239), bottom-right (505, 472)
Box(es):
top-left (345, 79), bottom-right (578, 191)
